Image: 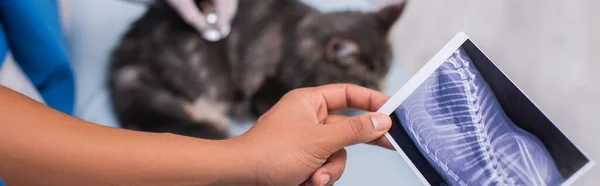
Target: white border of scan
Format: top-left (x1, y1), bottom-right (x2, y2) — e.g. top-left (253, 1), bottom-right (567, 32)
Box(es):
top-left (377, 31), bottom-right (595, 186)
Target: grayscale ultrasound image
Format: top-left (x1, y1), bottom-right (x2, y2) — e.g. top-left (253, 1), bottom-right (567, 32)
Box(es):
top-left (393, 47), bottom-right (564, 186)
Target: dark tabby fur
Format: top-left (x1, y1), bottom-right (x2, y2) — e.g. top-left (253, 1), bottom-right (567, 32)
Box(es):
top-left (108, 0), bottom-right (405, 139)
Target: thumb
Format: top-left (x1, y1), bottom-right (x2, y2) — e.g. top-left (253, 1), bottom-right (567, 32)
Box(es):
top-left (323, 112), bottom-right (392, 150)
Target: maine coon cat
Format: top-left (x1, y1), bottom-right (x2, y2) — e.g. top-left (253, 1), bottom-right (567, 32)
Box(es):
top-left (109, 0), bottom-right (405, 139)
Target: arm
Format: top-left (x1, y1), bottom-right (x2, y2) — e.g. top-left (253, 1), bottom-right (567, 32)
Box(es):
top-left (0, 86), bottom-right (250, 185)
top-left (0, 83), bottom-right (394, 186)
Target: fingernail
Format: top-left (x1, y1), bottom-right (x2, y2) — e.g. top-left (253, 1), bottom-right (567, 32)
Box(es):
top-left (371, 113), bottom-right (391, 131)
top-left (320, 174), bottom-right (331, 186)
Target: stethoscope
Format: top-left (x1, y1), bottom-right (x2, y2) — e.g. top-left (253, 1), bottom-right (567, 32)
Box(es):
top-left (121, 0), bottom-right (231, 42)
top-left (201, 11), bottom-right (230, 42)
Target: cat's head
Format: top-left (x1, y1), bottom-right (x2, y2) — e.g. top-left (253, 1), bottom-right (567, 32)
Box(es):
top-left (279, 2), bottom-right (405, 91)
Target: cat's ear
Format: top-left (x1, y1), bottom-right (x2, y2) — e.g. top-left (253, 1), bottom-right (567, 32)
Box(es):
top-left (374, 2), bottom-right (405, 34)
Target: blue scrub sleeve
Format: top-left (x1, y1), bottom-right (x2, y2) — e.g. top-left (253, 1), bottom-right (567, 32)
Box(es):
top-left (0, 0), bottom-right (74, 114)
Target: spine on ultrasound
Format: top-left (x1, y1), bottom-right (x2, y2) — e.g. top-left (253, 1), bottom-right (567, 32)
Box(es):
top-left (402, 49), bottom-right (563, 186)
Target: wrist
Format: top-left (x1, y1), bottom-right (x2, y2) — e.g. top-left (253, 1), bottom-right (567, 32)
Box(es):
top-left (127, 133), bottom-right (257, 186)
top-left (215, 135), bottom-right (263, 186)
top-left (98, 132), bottom-right (259, 186)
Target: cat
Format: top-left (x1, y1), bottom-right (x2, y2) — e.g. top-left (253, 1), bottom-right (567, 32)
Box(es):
top-left (108, 0), bottom-right (405, 139)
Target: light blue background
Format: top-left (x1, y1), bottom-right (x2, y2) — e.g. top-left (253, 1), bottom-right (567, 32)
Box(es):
top-left (68, 0), bottom-right (423, 185)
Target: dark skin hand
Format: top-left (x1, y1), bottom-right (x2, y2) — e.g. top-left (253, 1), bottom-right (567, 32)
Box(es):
top-left (230, 83), bottom-right (394, 185)
top-left (0, 84), bottom-right (393, 186)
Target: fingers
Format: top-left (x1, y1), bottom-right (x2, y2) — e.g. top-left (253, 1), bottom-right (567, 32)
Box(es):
top-left (215, 0), bottom-right (238, 30)
top-left (215, 0), bottom-right (238, 20)
top-left (166, 0), bottom-right (207, 28)
top-left (309, 149), bottom-right (347, 186)
top-left (324, 114), bottom-right (394, 150)
top-left (367, 136), bottom-right (395, 150)
top-left (323, 114), bottom-right (348, 124)
top-left (322, 113), bottom-right (392, 150)
top-left (312, 84), bottom-right (390, 112)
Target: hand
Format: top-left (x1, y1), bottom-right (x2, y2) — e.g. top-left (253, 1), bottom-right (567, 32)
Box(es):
top-left (166, 0), bottom-right (238, 41)
top-left (230, 84), bottom-right (394, 186)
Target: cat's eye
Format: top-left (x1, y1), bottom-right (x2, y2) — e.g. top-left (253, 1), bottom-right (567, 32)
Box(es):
top-left (325, 37), bottom-right (360, 62)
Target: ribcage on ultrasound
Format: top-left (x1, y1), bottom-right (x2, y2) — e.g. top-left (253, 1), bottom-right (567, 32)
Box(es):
top-left (395, 48), bottom-right (564, 186)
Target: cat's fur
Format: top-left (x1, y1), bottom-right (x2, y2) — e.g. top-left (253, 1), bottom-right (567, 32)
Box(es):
top-left (109, 0), bottom-right (405, 139)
